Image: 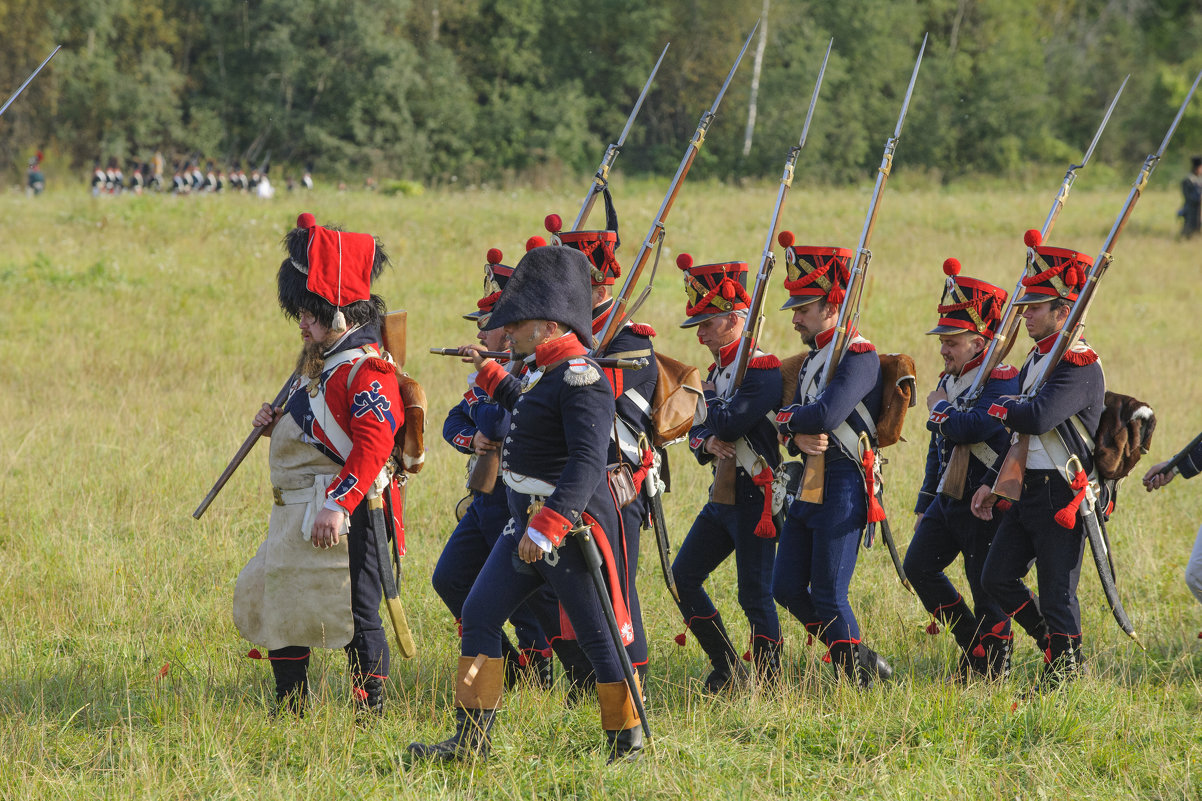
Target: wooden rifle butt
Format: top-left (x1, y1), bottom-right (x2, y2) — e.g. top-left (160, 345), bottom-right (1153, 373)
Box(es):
top-left (991, 434), bottom-right (1029, 502)
top-left (382, 310), bottom-right (407, 367)
top-left (467, 451), bottom-right (500, 494)
top-left (939, 444), bottom-right (971, 500)
top-left (798, 451), bottom-right (826, 504)
top-left (711, 457), bottom-right (737, 505)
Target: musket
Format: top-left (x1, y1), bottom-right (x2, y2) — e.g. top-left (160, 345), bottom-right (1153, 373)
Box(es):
top-left (0, 46), bottom-right (61, 120)
top-left (193, 374), bottom-right (297, 519)
top-left (710, 38), bottom-right (833, 505)
top-left (428, 347), bottom-right (647, 370)
top-left (370, 490), bottom-right (417, 658)
top-left (939, 76), bottom-right (1129, 500)
top-left (594, 23), bottom-right (759, 355)
top-left (992, 69), bottom-right (1202, 503)
top-left (570, 43), bottom-right (670, 232)
top-left (796, 34), bottom-right (927, 505)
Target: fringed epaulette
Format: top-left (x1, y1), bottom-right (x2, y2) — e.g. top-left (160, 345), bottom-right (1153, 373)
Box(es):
top-left (360, 356), bottom-right (396, 375)
top-left (748, 354), bottom-right (781, 369)
top-left (629, 322), bottom-right (657, 338)
top-left (848, 342), bottom-right (876, 354)
top-left (1063, 346), bottom-right (1098, 366)
top-left (562, 357), bottom-right (600, 386)
top-left (990, 364), bottom-right (1019, 379)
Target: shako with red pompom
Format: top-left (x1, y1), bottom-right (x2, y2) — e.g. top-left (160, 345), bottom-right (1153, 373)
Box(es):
top-left (677, 252), bottom-right (752, 328)
top-left (776, 229), bottom-right (854, 311)
top-left (1016, 230), bottom-right (1093, 305)
top-left (543, 209), bottom-right (622, 286)
top-left (464, 245), bottom-right (515, 322)
top-left (928, 256), bottom-right (1008, 338)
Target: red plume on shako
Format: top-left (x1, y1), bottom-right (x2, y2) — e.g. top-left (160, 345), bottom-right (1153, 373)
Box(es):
top-left (525, 236), bottom-right (547, 252)
top-left (775, 229), bottom-right (854, 311)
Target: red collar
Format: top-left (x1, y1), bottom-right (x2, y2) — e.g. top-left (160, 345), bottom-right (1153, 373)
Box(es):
top-left (960, 349), bottom-right (987, 374)
top-left (716, 338), bottom-right (742, 367)
top-left (1034, 331), bottom-right (1058, 355)
top-left (814, 324), bottom-right (847, 350)
top-left (592, 299), bottom-right (615, 334)
top-left (534, 333), bottom-right (588, 367)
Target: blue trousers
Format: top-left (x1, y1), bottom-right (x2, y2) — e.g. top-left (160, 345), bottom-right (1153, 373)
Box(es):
top-left (618, 497), bottom-right (648, 669)
top-left (981, 470), bottom-right (1086, 640)
top-left (672, 495), bottom-right (780, 644)
top-left (460, 521), bottom-right (627, 683)
top-left (431, 489), bottom-right (552, 653)
top-left (904, 493), bottom-right (1009, 646)
top-left (773, 459), bottom-right (866, 645)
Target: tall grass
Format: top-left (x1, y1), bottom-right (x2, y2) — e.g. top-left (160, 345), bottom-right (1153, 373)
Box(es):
top-left (0, 179), bottom-right (1199, 799)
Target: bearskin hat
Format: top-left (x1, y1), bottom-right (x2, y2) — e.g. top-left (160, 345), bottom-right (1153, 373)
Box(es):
top-left (277, 212), bottom-right (389, 330)
top-left (485, 245), bottom-right (595, 346)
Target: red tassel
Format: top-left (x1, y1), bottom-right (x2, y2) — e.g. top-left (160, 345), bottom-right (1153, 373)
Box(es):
top-left (996, 499), bottom-right (1012, 512)
top-left (674, 632), bottom-right (687, 646)
top-left (827, 286), bottom-right (845, 305)
top-left (1197, 631), bottom-right (1201, 639)
top-left (630, 447), bottom-right (655, 494)
top-left (353, 686), bottom-right (368, 702)
top-left (752, 466), bottom-right (776, 537)
top-left (518, 653), bottom-right (529, 668)
top-left (247, 649), bottom-right (263, 660)
top-left (806, 634), bottom-right (814, 646)
top-left (822, 652), bottom-right (831, 664)
top-left (540, 647), bottom-right (553, 658)
top-left (1053, 469), bottom-right (1089, 528)
top-left (1010, 701), bottom-right (1019, 713)
top-left (1044, 647), bottom-right (1052, 664)
top-left (972, 644), bottom-right (986, 658)
top-left (925, 620), bottom-right (939, 635)
top-left (862, 446), bottom-right (887, 524)
top-left (992, 620), bottom-right (1008, 635)
top-left (456, 619), bottom-right (463, 638)
top-left (742, 650), bottom-right (751, 662)
top-left (156, 663), bottom-right (170, 680)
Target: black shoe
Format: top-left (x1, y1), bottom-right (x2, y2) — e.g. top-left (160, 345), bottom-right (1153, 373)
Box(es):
top-left (353, 674), bottom-right (385, 717)
top-left (828, 641), bottom-right (869, 688)
top-left (689, 613), bottom-right (747, 694)
top-left (407, 707), bottom-right (497, 761)
top-left (856, 644), bottom-right (893, 682)
top-left (1024, 634), bottom-right (1083, 697)
top-left (527, 650), bottom-right (554, 691)
top-left (605, 727), bottom-right (644, 764)
top-left (752, 639), bottom-right (782, 687)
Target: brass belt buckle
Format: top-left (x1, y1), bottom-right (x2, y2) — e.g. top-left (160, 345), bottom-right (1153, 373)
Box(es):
top-left (273, 486), bottom-right (285, 506)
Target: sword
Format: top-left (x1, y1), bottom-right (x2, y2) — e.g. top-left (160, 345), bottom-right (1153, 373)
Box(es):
top-left (647, 490), bottom-right (679, 603)
top-left (875, 516), bottom-right (912, 594)
top-left (1080, 483), bottom-right (1143, 649)
top-left (370, 486), bottom-right (417, 659)
top-left (0, 46), bottom-right (61, 121)
top-left (575, 524), bottom-right (651, 740)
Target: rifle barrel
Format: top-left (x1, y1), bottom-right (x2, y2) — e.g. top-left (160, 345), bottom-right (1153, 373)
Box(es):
top-left (0, 46), bottom-right (61, 120)
top-left (429, 347), bottom-right (646, 370)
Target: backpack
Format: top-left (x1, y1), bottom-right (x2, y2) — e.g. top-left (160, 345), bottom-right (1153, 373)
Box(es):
top-left (1093, 391), bottom-right (1156, 481)
top-left (650, 352), bottom-right (705, 448)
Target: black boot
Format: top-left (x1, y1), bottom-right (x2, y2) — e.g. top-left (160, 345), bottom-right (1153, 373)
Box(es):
top-left (408, 655), bottom-right (503, 761)
top-left (828, 641), bottom-right (869, 688)
top-left (352, 674), bottom-right (385, 716)
top-left (407, 707), bottom-right (498, 760)
top-left (1010, 599), bottom-right (1050, 656)
top-left (856, 643), bottom-right (893, 682)
top-left (598, 680), bottom-right (644, 764)
top-left (269, 648), bottom-right (310, 718)
top-left (938, 597), bottom-right (980, 654)
top-left (1027, 634), bottom-right (1083, 696)
top-left (527, 649), bottom-right (554, 691)
top-left (605, 726), bottom-right (645, 764)
top-left (752, 638), bottom-right (782, 687)
top-left (688, 613), bottom-right (748, 693)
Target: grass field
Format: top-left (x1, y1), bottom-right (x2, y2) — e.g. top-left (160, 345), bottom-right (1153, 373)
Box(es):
top-left (1, 175), bottom-right (1200, 800)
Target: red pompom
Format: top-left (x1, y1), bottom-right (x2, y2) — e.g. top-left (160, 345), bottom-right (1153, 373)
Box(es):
top-left (1066, 266), bottom-right (1083, 287)
top-left (674, 632), bottom-right (687, 646)
top-left (720, 281), bottom-right (735, 300)
top-left (676, 253), bottom-right (694, 271)
top-left (526, 236), bottom-right (546, 252)
top-left (247, 649), bottom-right (263, 660)
top-left (943, 257), bottom-right (961, 277)
top-left (544, 213), bottom-right (562, 233)
top-left (486, 247), bottom-right (503, 265)
top-left (778, 230), bottom-right (795, 248)
top-left (1024, 229), bottom-right (1042, 248)
top-left (827, 286), bottom-right (845, 306)
top-left (742, 650), bottom-right (752, 662)
top-left (296, 212), bottom-right (316, 230)
top-left (972, 644), bottom-right (987, 658)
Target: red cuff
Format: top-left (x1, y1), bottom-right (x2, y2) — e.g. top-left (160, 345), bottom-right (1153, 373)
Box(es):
top-left (476, 359), bottom-right (507, 396)
top-left (529, 505), bottom-right (573, 547)
top-left (987, 403), bottom-right (1008, 420)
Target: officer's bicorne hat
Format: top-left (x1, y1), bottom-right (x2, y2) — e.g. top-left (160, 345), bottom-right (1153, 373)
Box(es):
top-left (485, 244), bottom-right (595, 346)
top-left (463, 247), bottom-right (515, 324)
top-left (277, 212), bottom-right (389, 331)
top-left (1014, 228), bottom-right (1091, 305)
top-left (676, 253), bottom-right (751, 328)
top-left (927, 258), bottom-right (1008, 338)
top-left (541, 190), bottom-right (622, 286)
top-left (776, 230), bottom-right (854, 311)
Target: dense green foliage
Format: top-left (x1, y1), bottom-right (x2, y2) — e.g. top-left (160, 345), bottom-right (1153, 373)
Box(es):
top-left (4, 0), bottom-right (1202, 184)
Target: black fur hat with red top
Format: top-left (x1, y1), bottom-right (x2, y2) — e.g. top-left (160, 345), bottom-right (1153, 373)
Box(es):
top-left (776, 231), bottom-right (854, 310)
top-left (676, 253), bottom-right (751, 328)
top-left (464, 247), bottom-right (515, 324)
top-left (542, 199), bottom-right (621, 286)
top-left (1015, 229), bottom-right (1092, 305)
top-left (278, 212), bottom-right (389, 330)
top-left (927, 258), bottom-right (1008, 338)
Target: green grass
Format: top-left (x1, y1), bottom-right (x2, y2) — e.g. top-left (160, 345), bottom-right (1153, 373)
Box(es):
top-left (1, 178), bottom-right (1200, 799)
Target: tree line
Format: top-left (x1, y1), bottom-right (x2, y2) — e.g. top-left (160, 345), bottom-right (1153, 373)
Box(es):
top-left (3, 0), bottom-right (1201, 185)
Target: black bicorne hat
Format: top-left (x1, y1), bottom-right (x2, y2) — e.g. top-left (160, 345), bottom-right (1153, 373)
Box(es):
top-left (485, 245), bottom-right (595, 346)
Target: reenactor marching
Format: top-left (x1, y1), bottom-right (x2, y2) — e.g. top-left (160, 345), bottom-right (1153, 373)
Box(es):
top-left (904, 260), bottom-right (1019, 679)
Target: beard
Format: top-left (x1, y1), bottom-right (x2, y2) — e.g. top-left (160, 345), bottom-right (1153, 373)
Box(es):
top-left (295, 331), bottom-right (341, 379)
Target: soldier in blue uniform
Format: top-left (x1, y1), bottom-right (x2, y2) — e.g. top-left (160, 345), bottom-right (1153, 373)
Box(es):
top-left (771, 236), bottom-right (891, 686)
top-left (903, 259), bottom-right (1019, 680)
top-left (431, 247), bottom-right (554, 689)
top-left (409, 245), bottom-right (643, 763)
top-left (973, 232), bottom-right (1103, 689)
top-left (671, 254), bottom-right (783, 691)
top-left (543, 207), bottom-right (658, 688)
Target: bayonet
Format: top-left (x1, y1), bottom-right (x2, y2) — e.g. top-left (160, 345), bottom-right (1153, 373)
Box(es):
top-left (0, 46), bottom-right (62, 120)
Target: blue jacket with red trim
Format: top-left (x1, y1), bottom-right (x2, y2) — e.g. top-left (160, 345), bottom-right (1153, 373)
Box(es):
top-left (442, 384), bottom-right (511, 455)
top-left (1178, 435), bottom-right (1202, 480)
top-left (916, 363), bottom-right (1019, 514)
top-left (283, 325), bottom-right (402, 516)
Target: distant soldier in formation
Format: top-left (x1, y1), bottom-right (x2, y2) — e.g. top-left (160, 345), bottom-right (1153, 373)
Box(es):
top-left (233, 212), bottom-right (402, 717)
top-left (431, 246), bottom-right (555, 689)
top-left (973, 234), bottom-right (1102, 690)
top-left (409, 245), bottom-right (643, 763)
top-left (1180, 156), bottom-right (1202, 238)
top-left (672, 254), bottom-right (783, 691)
top-left (771, 235), bottom-right (892, 687)
top-left (904, 259), bottom-right (1018, 680)
top-left (26, 151), bottom-right (44, 196)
